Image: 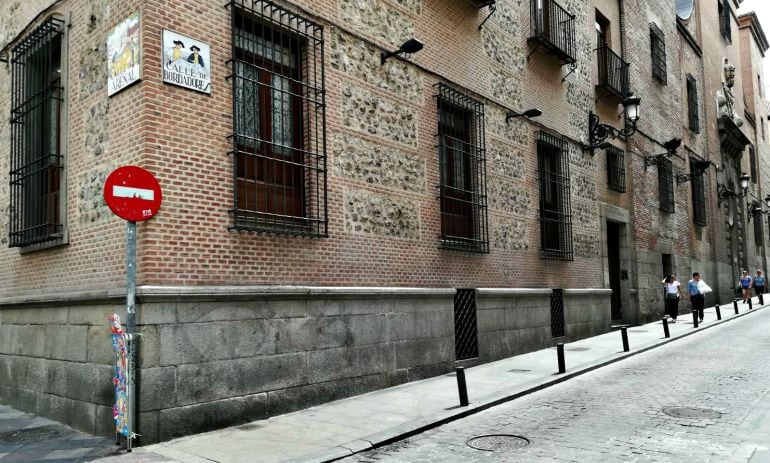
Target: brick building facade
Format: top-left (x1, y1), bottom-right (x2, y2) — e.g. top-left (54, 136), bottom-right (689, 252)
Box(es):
top-left (0, 0), bottom-right (768, 444)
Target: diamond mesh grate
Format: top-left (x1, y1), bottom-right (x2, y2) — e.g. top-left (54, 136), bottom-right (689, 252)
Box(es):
top-left (0, 425), bottom-right (70, 443)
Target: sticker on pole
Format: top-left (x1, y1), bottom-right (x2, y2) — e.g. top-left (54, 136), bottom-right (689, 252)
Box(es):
top-left (104, 166), bottom-right (162, 222)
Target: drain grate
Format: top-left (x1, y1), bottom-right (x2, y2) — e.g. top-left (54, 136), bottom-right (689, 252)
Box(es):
top-left (0, 425), bottom-right (70, 443)
top-left (467, 434), bottom-right (530, 451)
top-left (508, 369), bottom-right (532, 373)
top-left (662, 407), bottom-right (723, 419)
top-left (565, 347), bottom-right (590, 351)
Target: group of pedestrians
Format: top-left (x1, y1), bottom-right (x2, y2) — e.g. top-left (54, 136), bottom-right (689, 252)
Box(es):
top-left (661, 272), bottom-right (711, 323)
top-left (662, 269), bottom-right (766, 322)
top-left (738, 269), bottom-right (766, 304)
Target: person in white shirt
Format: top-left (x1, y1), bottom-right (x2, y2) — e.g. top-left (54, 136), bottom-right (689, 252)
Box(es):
top-left (662, 274), bottom-right (683, 322)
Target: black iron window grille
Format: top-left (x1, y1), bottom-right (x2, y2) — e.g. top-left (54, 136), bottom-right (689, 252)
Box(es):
top-left (754, 203), bottom-right (764, 247)
top-left (435, 83), bottom-right (488, 253)
top-left (606, 146), bottom-right (626, 193)
top-left (749, 145), bottom-right (757, 183)
top-left (454, 288), bottom-right (479, 360)
top-left (658, 158), bottom-right (675, 213)
top-left (687, 74), bottom-right (700, 133)
top-left (649, 23), bottom-right (666, 85)
top-left (550, 288), bottom-right (565, 338)
top-left (719, 0), bottom-right (731, 42)
top-left (228, 0), bottom-right (327, 237)
top-left (691, 159), bottom-right (707, 226)
top-left (537, 131), bottom-right (573, 261)
top-left (528, 0), bottom-right (577, 65)
top-left (9, 17), bottom-right (65, 248)
top-left (596, 45), bottom-right (630, 99)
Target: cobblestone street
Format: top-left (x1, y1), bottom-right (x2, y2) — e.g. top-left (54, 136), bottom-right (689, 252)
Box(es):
top-left (340, 308), bottom-right (770, 463)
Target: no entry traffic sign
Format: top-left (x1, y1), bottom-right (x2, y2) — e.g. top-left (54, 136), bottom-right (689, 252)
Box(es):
top-left (104, 166), bottom-right (163, 222)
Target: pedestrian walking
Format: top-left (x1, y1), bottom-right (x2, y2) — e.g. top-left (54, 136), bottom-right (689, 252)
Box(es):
top-left (754, 270), bottom-right (766, 305)
top-left (739, 270), bottom-right (753, 303)
top-left (661, 274), bottom-right (682, 322)
top-left (688, 272), bottom-right (707, 322)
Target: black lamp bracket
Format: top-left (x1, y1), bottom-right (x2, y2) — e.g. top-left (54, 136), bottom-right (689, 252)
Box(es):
top-left (717, 183), bottom-right (747, 207)
top-left (583, 112), bottom-right (637, 155)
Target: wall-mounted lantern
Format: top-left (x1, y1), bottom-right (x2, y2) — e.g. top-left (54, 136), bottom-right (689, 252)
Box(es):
top-left (644, 138), bottom-right (682, 169)
top-left (381, 39), bottom-right (424, 65)
top-left (675, 159), bottom-right (712, 184)
top-left (717, 173), bottom-right (751, 207)
top-left (583, 94), bottom-right (641, 155)
top-left (506, 108), bottom-right (542, 123)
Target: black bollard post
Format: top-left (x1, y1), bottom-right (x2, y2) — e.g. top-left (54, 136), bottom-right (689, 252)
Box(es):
top-left (557, 343), bottom-right (566, 374)
top-left (662, 317), bottom-right (670, 338)
top-left (734, 300), bottom-right (739, 314)
top-left (621, 327), bottom-right (630, 352)
top-left (692, 309), bottom-right (699, 328)
top-left (715, 305), bottom-right (722, 320)
top-left (760, 293), bottom-right (765, 305)
top-left (749, 298), bottom-right (753, 310)
top-left (455, 366), bottom-right (469, 406)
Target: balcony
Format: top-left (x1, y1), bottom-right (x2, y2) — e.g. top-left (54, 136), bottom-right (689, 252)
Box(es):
top-left (528, 0), bottom-right (577, 65)
top-left (596, 46), bottom-right (629, 100)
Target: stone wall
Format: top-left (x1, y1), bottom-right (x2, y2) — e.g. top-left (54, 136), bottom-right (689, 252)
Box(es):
top-left (476, 288), bottom-right (612, 363)
top-left (0, 287), bottom-right (456, 444)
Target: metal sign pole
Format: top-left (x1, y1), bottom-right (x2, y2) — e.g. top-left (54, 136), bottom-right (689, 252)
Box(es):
top-left (126, 220), bottom-right (137, 451)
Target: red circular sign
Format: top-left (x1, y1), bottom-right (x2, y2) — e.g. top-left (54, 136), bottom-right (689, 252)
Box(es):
top-left (104, 166), bottom-right (163, 222)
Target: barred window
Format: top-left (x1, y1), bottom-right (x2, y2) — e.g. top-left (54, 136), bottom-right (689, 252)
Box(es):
top-left (658, 158), bottom-right (674, 213)
top-left (719, 0), bottom-right (731, 42)
top-left (606, 146), bottom-right (626, 193)
top-left (436, 84), bottom-right (488, 253)
top-left (9, 17), bottom-right (65, 248)
top-left (230, 1), bottom-right (327, 237)
top-left (537, 131), bottom-right (573, 261)
top-left (691, 159), bottom-right (707, 226)
top-left (749, 145), bottom-right (757, 183)
top-left (687, 74), bottom-right (699, 134)
top-left (649, 23), bottom-right (666, 85)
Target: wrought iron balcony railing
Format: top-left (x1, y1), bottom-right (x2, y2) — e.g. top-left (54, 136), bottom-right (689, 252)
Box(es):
top-left (528, 0), bottom-right (576, 65)
top-left (596, 45), bottom-right (629, 99)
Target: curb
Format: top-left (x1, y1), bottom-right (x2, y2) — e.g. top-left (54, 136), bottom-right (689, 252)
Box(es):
top-left (287, 302), bottom-right (768, 463)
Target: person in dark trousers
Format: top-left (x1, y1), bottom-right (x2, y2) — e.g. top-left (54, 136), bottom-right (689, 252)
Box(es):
top-left (754, 270), bottom-right (766, 305)
top-left (661, 274), bottom-right (682, 322)
top-left (688, 272), bottom-right (706, 322)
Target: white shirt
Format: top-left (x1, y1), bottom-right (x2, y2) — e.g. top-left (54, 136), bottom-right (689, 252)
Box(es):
top-left (664, 281), bottom-right (680, 295)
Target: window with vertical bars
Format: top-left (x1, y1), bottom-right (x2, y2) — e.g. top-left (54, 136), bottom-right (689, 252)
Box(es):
top-left (537, 131), bottom-right (573, 261)
top-left (658, 158), bottom-right (675, 213)
top-left (649, 23), bottom-right (666, 85)
top-left (719, 0), bottom-right (731, 42)
top-left (749, 145), bottom-right (757, 183)
top-left (436, 83), bottom-right (488, 253)
top-left (754, 203), bottom-right (764, 247)
top-left (687, 74), bottom-right (699, 134)
top-left (606, 146), bottom-right (626, 193)
top-left (229, 0), bottom-right (327, 237)
top-left (9, 17), bottom-right (65, 248)
top-left (691, 159), bottom-right (707, 226)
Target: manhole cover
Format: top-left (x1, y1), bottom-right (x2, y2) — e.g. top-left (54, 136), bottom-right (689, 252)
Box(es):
top-left (467, 434), bottom-right (530, 451)
top-left (662, 407), bottom-right (723, 419)
top-left (0, 425), bottom-right (69, 443)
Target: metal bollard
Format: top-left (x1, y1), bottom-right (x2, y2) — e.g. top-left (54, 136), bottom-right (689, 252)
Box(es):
top-left (455, 366), bottom-right (469, 406)
top-left (692, 309), bottom-right (699, 328)
top-left (662, 317), bottom-right (670, 338)
top-left (621, 327), bottom-right (630, 352)
top-left (734, 300), bottom-right (739, 314)
top-left (749, 298), bottom-right (753, 310)
top-left (557, 343), bottom-right (566, 374)
top-left (760, 293), bottom-right (765, 305)
top-left (715, 305), bottom-right (722, 320)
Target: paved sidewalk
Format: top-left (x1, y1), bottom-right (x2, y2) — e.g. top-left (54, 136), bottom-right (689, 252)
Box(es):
top-left (0, 405), bottom-right (121, 462)
top-left (1, 297), bottom-right (766, 463)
